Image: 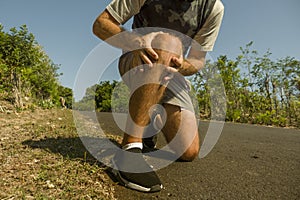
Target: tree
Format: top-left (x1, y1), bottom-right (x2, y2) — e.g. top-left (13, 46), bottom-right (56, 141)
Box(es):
top-left (73, 80), bottom-right (130, 113)
top-left (0, 25), bottom-right (61, 108)
top-left (111, 81), bottom-right (130, 113)
top-left (73, 84), bottom-right (98, 111)
top-left (192, 42), bottom-right (300, 128)
top-left (95, 81), bottom-right (117, 112)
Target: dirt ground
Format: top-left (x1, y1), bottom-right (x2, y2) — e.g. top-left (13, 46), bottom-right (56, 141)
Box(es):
top-left (0, 108), bottom-right (117, 199)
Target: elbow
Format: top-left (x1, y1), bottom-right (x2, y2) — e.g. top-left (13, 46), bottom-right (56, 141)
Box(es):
top-left (92, 20), bottom-right (97, 36)
top-left (92, 19), bottom-right (101, 37)
top-left (92, 10), bottom-right (118, 41)
top-left (92, 15), bottom-right (116, 41)
top-left (92, 18), bottom-right (108, 41)
top-left (92, 11), bottom-right (108, 40)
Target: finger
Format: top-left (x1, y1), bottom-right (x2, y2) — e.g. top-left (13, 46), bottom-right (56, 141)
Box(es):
top-left (140, 51), bottom-right (153, 66)
top-left (166, 66), bottom-right (178, 73)
top-left (171, 57), bottom-right (181, 67)
top-left (145, 48), bottom-right (159, 60)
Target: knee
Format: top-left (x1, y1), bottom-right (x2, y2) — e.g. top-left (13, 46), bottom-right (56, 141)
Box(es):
top-left (179, 146), bottom-right (199, 162)
top-left (151, 33), bottom-right (182, 63)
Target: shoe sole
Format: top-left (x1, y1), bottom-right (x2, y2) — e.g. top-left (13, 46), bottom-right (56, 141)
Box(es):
top-left (111, 160), bottom-right (163, 193)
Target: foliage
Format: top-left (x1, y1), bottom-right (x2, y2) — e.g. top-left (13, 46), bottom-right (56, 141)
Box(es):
top-left (73, 81), bottom-right (122, 112)
top-left (111, 81), bottom-right (130, 113)
top-left (193, 42), bottom-right (300, 128)
top-left (0, 24), bottom-right (72, 109)
top-left (38, 99), bottom-right (56, 109)
top-left (72, 84), bottom-right (98, 111)
top-left (95, 81), bottom-right (118, 112)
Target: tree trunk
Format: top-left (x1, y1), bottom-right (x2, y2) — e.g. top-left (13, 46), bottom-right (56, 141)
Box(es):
top-left (11, 70), bottom-right (23, 108)
top-left (271, 80), bottom-right (278, 116)
top-left (264, 75), bottom-right (272, 111)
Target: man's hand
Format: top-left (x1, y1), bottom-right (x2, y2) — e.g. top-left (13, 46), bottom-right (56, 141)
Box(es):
top-left (171, 55), bottom-right (184, 70)
top-left (171, 56), bottom-right (206, 76)
top-left (138, 32), bottom-right (166, 66)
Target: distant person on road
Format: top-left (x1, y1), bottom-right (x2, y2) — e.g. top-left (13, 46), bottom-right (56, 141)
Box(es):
top-left (93, 0), bottom-right (224, 192)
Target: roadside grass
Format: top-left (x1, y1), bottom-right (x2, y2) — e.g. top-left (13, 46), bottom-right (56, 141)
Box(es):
top-left (0, 108), bottom-right (117, 199)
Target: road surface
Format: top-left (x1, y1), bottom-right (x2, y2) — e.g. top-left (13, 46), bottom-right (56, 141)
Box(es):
top-left (94, 113), bottom-right (300, 200)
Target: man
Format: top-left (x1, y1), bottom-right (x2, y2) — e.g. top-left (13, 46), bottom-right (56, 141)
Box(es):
top-left (93, 0), bottom-right (224, 192)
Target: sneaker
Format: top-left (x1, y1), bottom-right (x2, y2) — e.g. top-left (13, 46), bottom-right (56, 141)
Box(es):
top-left (143, 134), bottom-right (158, 149)
top-left (111, 148), bottom-right (163, 192)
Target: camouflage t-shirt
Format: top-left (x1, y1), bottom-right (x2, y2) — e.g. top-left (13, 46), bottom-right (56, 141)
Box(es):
top-left (107, 0), bottom-right (224, 51)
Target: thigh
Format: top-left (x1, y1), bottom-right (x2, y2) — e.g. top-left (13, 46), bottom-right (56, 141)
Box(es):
top-left (118, 51), bottom-right (143, 87)
top-left (118, 51), bottom-right (143, 76)
top-left (161, 103), bottom-right (199, 161)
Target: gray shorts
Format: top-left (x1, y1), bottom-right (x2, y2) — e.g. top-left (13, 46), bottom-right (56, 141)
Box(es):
top-left (118, 51), bottom-right (195, 113)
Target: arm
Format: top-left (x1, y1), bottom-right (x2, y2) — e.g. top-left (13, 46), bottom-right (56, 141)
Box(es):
top-left (172, 0), bottom-right (224, 76)
top-left (93, 10), bottom-right (141, 51)
top-left (172, 47), bottom-right (207, 76)
top-left (92, 9), bottom-right (158, 63)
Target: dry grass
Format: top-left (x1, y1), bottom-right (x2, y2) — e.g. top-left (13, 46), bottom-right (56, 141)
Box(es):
top-left (0, 107), bottom-right (117, 199)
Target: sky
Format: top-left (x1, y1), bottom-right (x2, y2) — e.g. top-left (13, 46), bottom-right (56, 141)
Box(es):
top-left (0, 0), bottom-right (299, 99)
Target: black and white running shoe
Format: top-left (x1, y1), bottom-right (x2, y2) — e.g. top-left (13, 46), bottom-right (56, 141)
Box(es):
top-left (143, 134), bottom-right (158, 150)
top-left (111, 148), bottom-right (163, 192)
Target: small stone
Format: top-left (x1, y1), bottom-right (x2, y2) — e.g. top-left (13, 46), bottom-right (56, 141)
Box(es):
top-left (46, 180), bottom-right (55, 189)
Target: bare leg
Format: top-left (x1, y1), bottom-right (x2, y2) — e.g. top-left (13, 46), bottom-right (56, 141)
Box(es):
top-left (162, 104), bottom-right (199, 161)
top-left (120, 33), bottom-right (183, 146)
top-left (122, 83), bottom-right (166, 145)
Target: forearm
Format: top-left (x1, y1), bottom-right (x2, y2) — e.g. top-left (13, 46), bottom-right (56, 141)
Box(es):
top-left (92, 10), bottom-right (143, 51)
top-left (177, 58), bottom-right (205, 76)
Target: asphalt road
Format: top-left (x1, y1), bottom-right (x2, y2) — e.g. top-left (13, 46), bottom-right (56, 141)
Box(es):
top-left (95, 113), bottom-right (300, 200)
